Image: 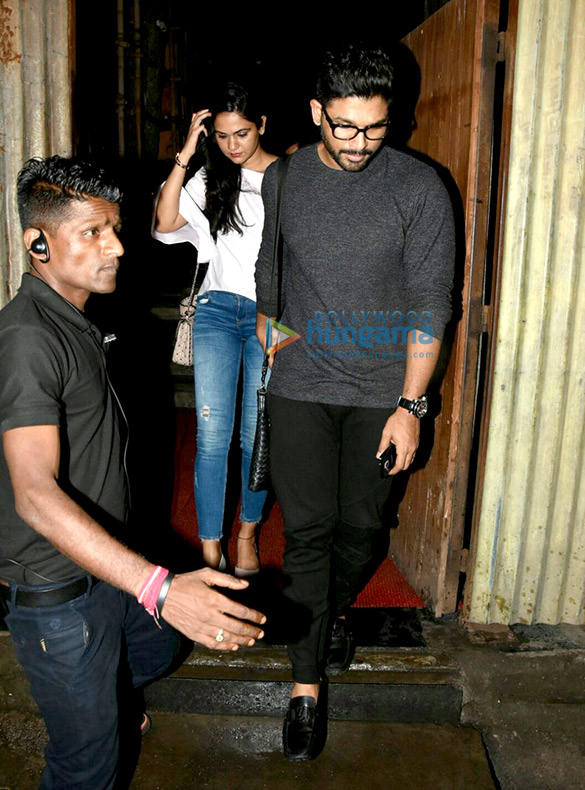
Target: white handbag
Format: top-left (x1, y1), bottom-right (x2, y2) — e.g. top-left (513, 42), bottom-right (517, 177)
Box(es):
top-left (172, 262), bottom-right (200, 366)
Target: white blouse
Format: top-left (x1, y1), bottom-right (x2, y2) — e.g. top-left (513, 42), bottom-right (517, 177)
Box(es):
top-left (153, 167), bottom-right (265, 303)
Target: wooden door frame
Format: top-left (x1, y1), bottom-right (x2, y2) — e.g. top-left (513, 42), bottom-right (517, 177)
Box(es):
top-left (395, 0), bottom-right (517, 615)
top-left (439, 0), bottom-right (512, 615)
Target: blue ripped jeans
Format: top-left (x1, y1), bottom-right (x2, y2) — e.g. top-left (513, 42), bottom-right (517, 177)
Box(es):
top-left (192, 290), bottom-right (269, 540)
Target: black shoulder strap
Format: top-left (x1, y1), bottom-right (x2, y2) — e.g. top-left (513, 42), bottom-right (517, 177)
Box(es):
top-left (269, 156), bottom-right (290, 319)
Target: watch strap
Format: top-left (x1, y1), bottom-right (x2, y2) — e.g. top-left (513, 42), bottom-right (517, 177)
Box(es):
top-left (397, 395), bottom-right (428, 418)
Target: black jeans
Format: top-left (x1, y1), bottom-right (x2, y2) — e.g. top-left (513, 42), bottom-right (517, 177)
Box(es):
top-left (5, 577), bottom-right (181, 789)
top-left (268, 394), bottom-right (393, 683)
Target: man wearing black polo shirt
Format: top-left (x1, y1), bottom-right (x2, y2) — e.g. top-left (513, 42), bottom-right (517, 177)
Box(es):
top-left (0, 156), bottom-right (266, 789)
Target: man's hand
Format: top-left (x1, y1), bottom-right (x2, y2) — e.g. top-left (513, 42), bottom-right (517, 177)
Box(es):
top-left (377, 408), bottom-right (420, 475)
top-left (161, 569), bottom-right (266, 651)
top-left (376, 331), bottom-right (440, 473)
top-left (4, 425), bottom-right (267, 651)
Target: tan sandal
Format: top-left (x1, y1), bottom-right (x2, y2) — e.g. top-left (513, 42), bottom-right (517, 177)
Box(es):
top-left (201, 539), bottom-right (227, 571)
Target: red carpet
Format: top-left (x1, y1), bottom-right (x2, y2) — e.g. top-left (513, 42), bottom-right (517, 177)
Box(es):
top-left (170, 409), bottom-right (424, 608)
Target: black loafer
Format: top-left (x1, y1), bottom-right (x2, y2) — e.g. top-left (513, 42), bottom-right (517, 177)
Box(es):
top-left (283, 696), bottom-right (325, 761)
top-left (326, 616), bottom-right (355, 675)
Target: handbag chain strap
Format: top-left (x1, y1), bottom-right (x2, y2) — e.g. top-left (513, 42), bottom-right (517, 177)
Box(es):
top-left (185, 259), bottom-right (201, 308)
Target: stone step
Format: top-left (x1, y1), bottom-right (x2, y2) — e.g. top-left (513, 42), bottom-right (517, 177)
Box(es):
top-left (131, 713), bottom-right (497, 790)
top-left (0, 710), bottom-right (497, 790)
top-left (145, 644), bottom-right (463, 724)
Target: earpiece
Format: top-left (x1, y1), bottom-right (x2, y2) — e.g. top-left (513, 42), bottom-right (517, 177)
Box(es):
top-left (29, 229), bottom-right (50, 262)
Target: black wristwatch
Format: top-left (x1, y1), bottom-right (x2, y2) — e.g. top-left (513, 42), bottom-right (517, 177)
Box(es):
top-left (397, 395), bottom-right (428, 418)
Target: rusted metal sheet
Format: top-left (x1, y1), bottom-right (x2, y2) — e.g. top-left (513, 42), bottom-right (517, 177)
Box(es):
top-left (0, 0), bottom-right (72, 308)
top-left (395, 0), bottom-right (505, 615)
top-left (465, 0), bottom-right (585, 625)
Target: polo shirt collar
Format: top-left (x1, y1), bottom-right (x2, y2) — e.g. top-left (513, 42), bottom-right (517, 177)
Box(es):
top-left (19, 273), bottom-right (98, 336)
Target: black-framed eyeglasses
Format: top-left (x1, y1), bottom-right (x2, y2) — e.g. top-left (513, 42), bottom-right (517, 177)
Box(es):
top-left (321, 107), bottom-right (389, 141)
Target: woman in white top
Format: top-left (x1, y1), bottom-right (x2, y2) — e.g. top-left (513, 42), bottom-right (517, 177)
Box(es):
top-left (154, 83), bottom-right (277, 573)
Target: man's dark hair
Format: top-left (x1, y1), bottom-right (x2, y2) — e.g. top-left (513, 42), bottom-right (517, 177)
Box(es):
top-left (17, 155), bottom-right (122, 232)
top-left (315, 42), bottom-right (394, 107)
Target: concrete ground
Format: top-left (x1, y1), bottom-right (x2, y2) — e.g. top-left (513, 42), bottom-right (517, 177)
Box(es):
top-left (456, 623), bottom-right (585, 790)
top-left (2, 618), bottom-right (585, 789)
top-left (0, 703), bottom-right (495, 790)
top-left (131, 714), bottom-right (495, 790)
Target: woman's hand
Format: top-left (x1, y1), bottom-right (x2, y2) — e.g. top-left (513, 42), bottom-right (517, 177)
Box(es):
top-left (179, 109), bottom-right (212, 165)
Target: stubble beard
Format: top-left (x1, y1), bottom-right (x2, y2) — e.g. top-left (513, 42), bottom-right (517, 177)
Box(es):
top-left (321, 128), bottom-right (375, 172)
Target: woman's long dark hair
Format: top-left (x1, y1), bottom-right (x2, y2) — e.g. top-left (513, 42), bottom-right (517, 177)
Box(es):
top-left (198, 83), bottom-right (265, 239)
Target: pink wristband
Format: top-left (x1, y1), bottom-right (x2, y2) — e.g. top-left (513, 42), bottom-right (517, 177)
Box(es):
top-left (137, 566), bottom-right (169, 618)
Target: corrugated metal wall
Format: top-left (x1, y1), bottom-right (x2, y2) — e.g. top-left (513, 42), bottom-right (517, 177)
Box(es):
top-left (466, 0), bottom-right (585, 625)
top-left (0, 0), bottom-right (72, 308)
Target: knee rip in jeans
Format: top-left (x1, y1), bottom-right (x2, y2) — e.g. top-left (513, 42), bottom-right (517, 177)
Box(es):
top-left (200, 405), bottom-right (211, 420)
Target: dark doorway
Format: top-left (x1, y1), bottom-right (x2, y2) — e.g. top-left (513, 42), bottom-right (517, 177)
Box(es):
top-left (71, 0), bottom-right (514, 630)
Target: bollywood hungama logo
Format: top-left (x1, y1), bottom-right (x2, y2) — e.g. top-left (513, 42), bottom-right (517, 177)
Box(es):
top-left (266, 319), bottom-right (301, 355)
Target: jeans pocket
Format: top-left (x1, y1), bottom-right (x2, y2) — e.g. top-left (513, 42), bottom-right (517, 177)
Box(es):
top-left (8, 606), bottom-right (91, 691)
top-left (43, 608), bottom-right (90, 664)
top-left (197, 291), bottom-right (210, 304)
top-left (16, 607), bottom-right (91, 672)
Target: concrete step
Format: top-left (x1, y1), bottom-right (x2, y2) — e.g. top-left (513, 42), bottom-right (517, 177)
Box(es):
top-left (145, 643), bottom-right (463, 724)
top-left (0, 710), bottom-right (497, 790)
top-left (134, 712), bottom-right (497, 790)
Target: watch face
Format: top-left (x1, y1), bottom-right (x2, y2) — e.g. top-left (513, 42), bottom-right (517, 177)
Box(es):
top-left (414, 399), bottom-right (428, 418)
top-left (398, 396), bottom-right (428, 418)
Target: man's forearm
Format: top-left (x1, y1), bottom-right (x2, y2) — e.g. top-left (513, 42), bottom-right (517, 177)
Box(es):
top-left (12, 475), bottom-right (269, 649)
top-left (401, 333), bottom-right (442, 399)
top-left (3, 424), bottom-right (152, 595)
top-left (13, 476), bottom-right (153, 597)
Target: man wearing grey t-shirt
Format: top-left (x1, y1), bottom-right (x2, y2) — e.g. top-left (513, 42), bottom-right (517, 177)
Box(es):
top-left (255, 42), bottom-right (455, 761)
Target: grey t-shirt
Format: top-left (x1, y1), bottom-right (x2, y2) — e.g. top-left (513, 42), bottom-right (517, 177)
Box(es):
top-left (255, 144), bottom-right (455, 409)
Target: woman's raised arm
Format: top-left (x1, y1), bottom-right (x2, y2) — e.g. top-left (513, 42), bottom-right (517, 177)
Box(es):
top-left (154, 109), bottom-right (212, 233)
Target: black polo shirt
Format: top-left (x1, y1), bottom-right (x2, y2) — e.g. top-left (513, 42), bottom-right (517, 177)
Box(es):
top-left (0, 274), bottom-right (128, 584)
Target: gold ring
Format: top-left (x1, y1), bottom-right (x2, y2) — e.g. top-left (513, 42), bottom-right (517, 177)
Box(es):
top-left (215, 628), bottom-right (225, 643)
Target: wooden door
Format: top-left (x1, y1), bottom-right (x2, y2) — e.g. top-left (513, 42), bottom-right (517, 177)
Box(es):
top-left (391, 0), bottom-right (516, 615)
